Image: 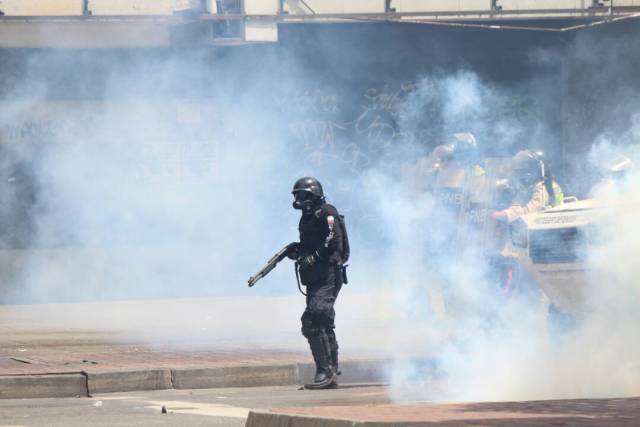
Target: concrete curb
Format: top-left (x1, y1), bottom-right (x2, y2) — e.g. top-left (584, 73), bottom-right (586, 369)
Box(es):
top-left (87, 369), bottom-right (172, 394)
top-left (0, 373), bottom-right (87, 399)
top-left (172, 364), bottom-right (300, 389)
top-left (170, 360), bottom-right (389, 391)
top-left (297, 360), bottom-right (388, 384)
top-left (246, 411), bottom-right (359, 427)
top-left (0, 358), bottom-right (402, 399)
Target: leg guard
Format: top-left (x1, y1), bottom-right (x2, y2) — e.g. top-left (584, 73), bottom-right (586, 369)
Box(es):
top-left (326, 328), bottom-right (340, 376)
top-left (304, 332), bottom-right (337, 390)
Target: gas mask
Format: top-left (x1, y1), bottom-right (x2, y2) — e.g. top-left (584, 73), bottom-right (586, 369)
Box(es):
top-left (293, 191), bottom-right (317, 215)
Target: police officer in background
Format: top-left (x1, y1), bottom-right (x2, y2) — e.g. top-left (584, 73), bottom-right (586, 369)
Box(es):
top-left (489, 150), bottom-right (552, 296)
top-left (287, 177), bottom-right (348, 390)
top-left (428, 133), bottom-right (486, 249)
top-left (531, 149), bottom-right (564, 207)
top-left (432, 133), bottom-right (485, 195)
top-left (493, 149), bottom-right (554, 222)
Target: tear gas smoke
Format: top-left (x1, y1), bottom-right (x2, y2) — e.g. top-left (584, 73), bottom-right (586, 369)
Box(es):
top-left (380, 29), bottom-right (640, 402)
top-left (0, 22), bottom-right (639, 403)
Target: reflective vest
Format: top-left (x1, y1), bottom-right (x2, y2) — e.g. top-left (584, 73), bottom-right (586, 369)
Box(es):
top-left (552, 180), bottom-right (564, 206)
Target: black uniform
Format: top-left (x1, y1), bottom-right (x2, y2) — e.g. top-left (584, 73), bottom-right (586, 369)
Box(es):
top-left (290, 176), bottom-right (347, 389)
top-left (298, 203), bottom-right (345, 364)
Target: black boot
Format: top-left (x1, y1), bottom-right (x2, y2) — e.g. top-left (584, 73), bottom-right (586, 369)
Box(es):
top-left (327, 329), bottom-right (341, 376)
top-left (304, 334), bottom-right (337, 390)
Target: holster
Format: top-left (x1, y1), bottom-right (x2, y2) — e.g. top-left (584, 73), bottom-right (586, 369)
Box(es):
top-left (332, 264), bottom-right (347, 298)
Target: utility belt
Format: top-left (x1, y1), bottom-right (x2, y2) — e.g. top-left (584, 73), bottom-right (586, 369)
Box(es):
top-left (295, 262), bottom-right (348, 296)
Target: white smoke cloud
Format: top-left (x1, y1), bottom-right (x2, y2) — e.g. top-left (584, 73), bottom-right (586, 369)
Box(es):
top-left (381, 66), bottom-right (640, 402)
top-left (1, 22), bottom-right (639, 404)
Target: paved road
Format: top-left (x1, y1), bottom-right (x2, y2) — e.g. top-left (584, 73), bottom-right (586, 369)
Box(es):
top-left (3, 385), bottom-right (639, 427)
top-left (0, 383), bottom-right (392, 427)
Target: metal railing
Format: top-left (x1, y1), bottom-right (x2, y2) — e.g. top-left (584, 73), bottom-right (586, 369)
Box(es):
top-left (0, 1), bottom-right (638, 28)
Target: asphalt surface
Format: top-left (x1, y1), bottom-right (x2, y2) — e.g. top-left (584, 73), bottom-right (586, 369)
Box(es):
top-left (3, 385), bottom-right (639, 427)
top-left (0, 383), bottom-right (392, 427)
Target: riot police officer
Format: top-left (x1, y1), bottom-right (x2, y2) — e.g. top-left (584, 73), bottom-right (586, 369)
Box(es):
top-left (493, 149), bottom-right (550, 222)
top-left (428, 133), bottom-right (486, 250)
top-left (530, 149), bottom-right (564, 207)
top-left (287, 177), bottom-right (348, 390)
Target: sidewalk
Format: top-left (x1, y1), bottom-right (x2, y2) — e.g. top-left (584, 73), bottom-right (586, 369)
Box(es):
top-left (0, 342), bottom-right (315, 399)
top-left (1, 342), bottom-right (310, 376)
top-left (3, 299), bottom-right (638, 425)
top-left (246, 397), bottom-right (640, 426)
top-left (0, 296), bottom-right (393, 398)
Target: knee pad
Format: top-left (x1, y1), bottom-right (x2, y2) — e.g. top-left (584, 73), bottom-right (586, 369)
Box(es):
top-left (301, 317), bottom-right (320, 339)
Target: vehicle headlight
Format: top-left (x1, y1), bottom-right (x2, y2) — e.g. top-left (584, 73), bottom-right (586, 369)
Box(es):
top-left (510, 218), bottom-right (528, 248)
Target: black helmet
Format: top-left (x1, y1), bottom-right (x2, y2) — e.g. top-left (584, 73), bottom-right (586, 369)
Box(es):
top-left (530, 149), bottom-right (545, 162)
top-left (450, 132), bottom-right (477, 148)
top-left (511, 150), bottom-right (544, 186)
top-left (448, 132), bottom-right (478, 164)
top-left (292, 177), bottom-right (324, 214)
top-left (432, 143), bottom-right (455, 162)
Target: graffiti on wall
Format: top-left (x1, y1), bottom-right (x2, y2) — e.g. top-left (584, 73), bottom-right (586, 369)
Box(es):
top-left (275, 82), bottom-right (419, 234)
top-left (281, 82), bottom-right (416, 170)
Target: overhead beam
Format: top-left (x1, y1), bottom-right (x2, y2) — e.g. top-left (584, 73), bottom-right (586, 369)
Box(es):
top-left (0, 6), bottom-right (638, 22)
top-left (0, 6), bottom-right (638, 48)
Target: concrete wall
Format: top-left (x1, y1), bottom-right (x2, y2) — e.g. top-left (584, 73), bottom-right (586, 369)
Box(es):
top-left (245, 20), bottom-right (278, 41)
top-left (0, 0), bottom-right (209, 15)
top-left (499, 1), bottom-right (586, 9)
top-left (393, 1), bottom-right (489, 12)
top-left (0, 0), bottom-right (83, 15)
top-left (89, 0), bottom-right (196, 15)
top-left (0, 22), bottom-right (171, 48)
top-left (282, 0), bottom-right (385, 14)
top-left (245, 0), bottom-right (279, 15)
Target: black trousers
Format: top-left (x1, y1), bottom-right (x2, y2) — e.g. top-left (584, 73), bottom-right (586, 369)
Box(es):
top-left (300, 265), bottom-right (342, 339)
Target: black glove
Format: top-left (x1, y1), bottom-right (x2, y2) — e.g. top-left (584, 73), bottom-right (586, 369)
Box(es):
top-left (297, 252), bottom-right (317, 269)
top-left (286, 242), bottom-right (300, 260)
